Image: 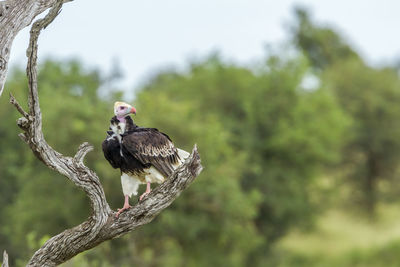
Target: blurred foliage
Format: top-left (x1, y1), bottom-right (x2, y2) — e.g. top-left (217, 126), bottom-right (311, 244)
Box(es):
top-left (293, 7), bottom-right (400, 214)
top-left (267, 204), bottom-right (400, 267)
top-left (1, 7), bottom-right (400, 267)
top-left (133, 55), bottom-right (348, 266)
top-left (291, 7), bottom-right (361, 70)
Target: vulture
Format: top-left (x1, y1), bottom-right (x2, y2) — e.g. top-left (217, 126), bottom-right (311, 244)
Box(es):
top-left (102, 101), bottom-right (189, 217)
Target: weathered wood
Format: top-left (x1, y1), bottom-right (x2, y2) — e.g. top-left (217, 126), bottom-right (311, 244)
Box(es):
top-left (26, 146), bottom-right (202, 266)
top-left (0, 0), bottom-right (72, 97)
top-left (1, 251), bottom-right (9, 267)
top-left (7, 1), bottom-right (203, 266)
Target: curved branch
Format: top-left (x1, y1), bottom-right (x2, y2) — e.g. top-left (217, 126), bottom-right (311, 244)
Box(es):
top-left (28, 147), bottom-right (202, 266)
top-left (7, 1), bottom-right (203, 266)
top-left (74, 142), bottom-right (94, 164)
top-left (0, 0), bottom-right (73, 97)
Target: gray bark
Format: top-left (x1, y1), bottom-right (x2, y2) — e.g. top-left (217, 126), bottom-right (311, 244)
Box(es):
top-left (6, 2), bottom-right (203, 266)
top-left (0, 0), bottom-right (71, 97)
top-left (1, 251), bottom-right (8, 267)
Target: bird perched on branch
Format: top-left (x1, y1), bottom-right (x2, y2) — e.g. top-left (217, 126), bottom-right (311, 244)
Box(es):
top-left (102, 101), bottom-right (190, 217)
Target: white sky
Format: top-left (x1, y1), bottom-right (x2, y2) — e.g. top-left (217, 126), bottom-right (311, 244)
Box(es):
top-left (9, 0), bottom-right (400, 90)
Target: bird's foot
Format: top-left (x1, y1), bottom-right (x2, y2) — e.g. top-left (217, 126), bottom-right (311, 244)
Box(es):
top-left (115, 203), bottom-right (132, 218)
top-left (139, 191), bottom-right (150, 201)
top-left (139, 182), bottom-right (152, 201)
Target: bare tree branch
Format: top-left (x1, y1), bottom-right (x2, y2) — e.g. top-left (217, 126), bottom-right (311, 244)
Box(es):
top-left (0, 0), bottom-right (73, 97)
top-left (74, 142), bottom-right (94, 164)
top-left (27, 147), bottom-right (202, 266)
top-left (1, 251), bottom-right (8, 267)
top-left (6, 1), bottom-right (203, 266)
top-left (10, 93), bottom-right (30, 119)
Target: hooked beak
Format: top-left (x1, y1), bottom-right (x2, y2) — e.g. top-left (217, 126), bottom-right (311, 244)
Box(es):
top-left (130, 106), bottom-right (137, 115)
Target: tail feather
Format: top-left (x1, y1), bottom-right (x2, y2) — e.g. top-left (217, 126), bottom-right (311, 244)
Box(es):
top-left (177, 148), bottom-right (190, 164)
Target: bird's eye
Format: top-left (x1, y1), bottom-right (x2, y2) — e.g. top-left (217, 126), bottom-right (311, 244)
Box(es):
top-left (119, 106), bottom-right (124, 110)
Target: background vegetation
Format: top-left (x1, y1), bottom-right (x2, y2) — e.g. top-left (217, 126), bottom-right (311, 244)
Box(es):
top-left (2, 8), bottom-right (400, 266)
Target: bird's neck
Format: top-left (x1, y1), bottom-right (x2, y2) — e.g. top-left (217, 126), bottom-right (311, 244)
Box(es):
top-left (116, 116), bottom-right (126, 123)
top-left (114, 115), bottom-right (137, 132)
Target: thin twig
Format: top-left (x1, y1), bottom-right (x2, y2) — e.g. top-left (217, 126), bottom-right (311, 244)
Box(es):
top-left (9, 93), bottom-right (30, 118)
top-left (26, 1), bottom-right (63, 120)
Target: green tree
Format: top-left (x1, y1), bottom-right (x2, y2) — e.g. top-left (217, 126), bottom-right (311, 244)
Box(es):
top-left (291, 7), bottom-right (360, 70)
top-left (323, 60), bottom-right (400, 212)
top-left (1, 54), bottom-right (348, 266)
top-left (132, 55), bottom-right (348, 266)
top-left (292, 8), bottom-right (400, 214)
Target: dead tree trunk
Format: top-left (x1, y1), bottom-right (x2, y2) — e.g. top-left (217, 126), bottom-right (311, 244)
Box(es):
top-left (4, 1), bottom-right (203, 266)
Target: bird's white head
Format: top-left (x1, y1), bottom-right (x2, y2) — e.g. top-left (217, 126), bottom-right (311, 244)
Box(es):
top-left (114, 101), bottom-right (136, 119)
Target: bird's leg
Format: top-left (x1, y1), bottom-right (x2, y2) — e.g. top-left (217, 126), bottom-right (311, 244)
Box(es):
top-left (116, 195), bottom-right (132, 217)
top-left (139, 182), bottom-right (151, 201)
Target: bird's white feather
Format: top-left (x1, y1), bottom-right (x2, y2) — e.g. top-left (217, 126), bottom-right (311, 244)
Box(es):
top-left (120, 148), bottom-right (189, 198)
top-left (176, 148), bottom-right (190, 164)
top-left (121, 173), bottom-right (141, 197)
top-left (110, 122), bottom-right (126, 156)
top-left (145, 166), bottom-right (165, 183)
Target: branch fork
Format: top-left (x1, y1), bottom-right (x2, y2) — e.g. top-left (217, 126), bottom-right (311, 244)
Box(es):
top-left (6, 2), bottom-right (202, 266)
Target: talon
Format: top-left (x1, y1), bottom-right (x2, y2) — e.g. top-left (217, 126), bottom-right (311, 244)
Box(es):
top-left (139, 182), bottom-right (152, 201)
top-left (116, 195), bottom-right (132, 218)
top-left (139, 192), bottom-right (149, 201)
top-left (115, 205), bottom-right (131, 218)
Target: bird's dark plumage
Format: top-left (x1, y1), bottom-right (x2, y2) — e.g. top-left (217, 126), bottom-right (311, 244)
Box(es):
top-left (103, 101), bottom-right (190, 216)
top-left (102, 115), bottom-right (180, 180)
top-left (122, 128), bottom-right (180, 177)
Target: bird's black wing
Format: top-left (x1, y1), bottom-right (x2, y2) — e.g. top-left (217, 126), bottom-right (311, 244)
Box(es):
top-left (122, 128), bottom-right (179, 177)
top-left (102, 136), bottom-right (122, 169)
